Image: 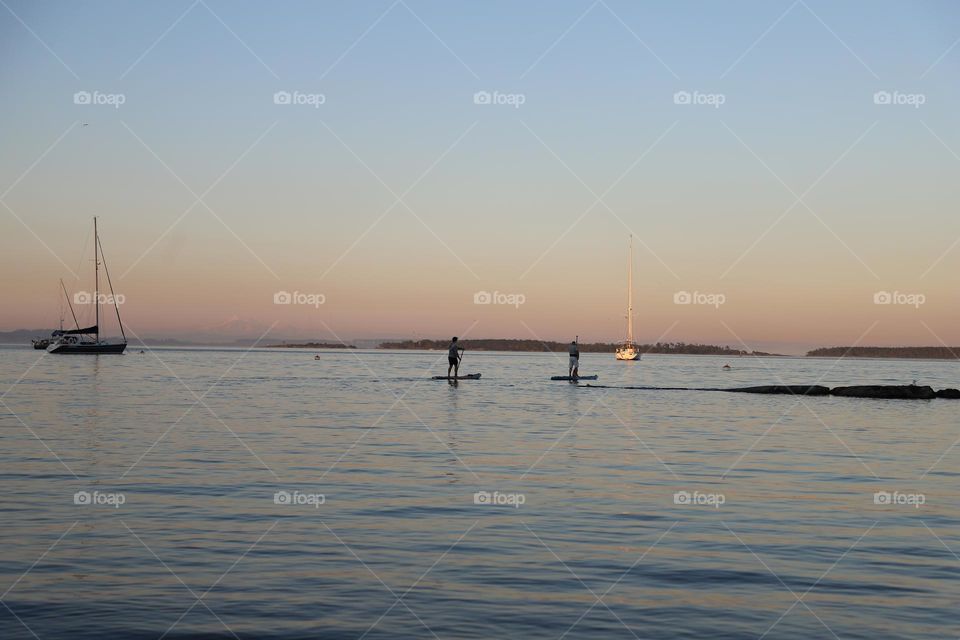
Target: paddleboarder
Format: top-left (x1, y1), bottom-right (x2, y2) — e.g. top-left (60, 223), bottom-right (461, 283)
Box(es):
top-left (447, 337), bottom-right (465, 379)
top-left (568, 339), bottom-right (580, 379)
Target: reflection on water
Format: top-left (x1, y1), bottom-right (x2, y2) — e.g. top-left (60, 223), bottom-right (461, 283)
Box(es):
top-left (0, 347), bottom-right (957, 639)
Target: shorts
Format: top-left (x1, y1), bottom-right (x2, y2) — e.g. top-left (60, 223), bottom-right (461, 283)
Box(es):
top-left (449, 356), bottom-right (459, 366)
top-left (569, 356), bottom-right (579, 368)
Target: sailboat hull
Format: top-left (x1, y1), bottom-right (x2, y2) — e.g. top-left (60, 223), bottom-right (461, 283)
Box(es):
top-left (48, 342), bottom-right (126, 354)
top-left (615, 347), bottom-right (641, 361)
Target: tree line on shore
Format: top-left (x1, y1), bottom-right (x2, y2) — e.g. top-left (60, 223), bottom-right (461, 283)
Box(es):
top-left (807, 346), bottom-right (960, 359)
top-left (378, 339), bottom-right (778, 356)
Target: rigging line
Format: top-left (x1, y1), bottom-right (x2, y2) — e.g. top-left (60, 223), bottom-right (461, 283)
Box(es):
top-left (96, 233), bottom-right (126, 342)
top-left (60, 279), bottom-right (81, 332)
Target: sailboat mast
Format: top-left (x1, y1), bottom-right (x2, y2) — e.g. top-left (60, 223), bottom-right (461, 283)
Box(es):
top-left (94, 217), bottom-right (99, 343)
top-left (626, 235), bottom-right (633, 343)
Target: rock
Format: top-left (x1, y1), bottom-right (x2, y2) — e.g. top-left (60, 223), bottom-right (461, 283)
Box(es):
top-left (829, 385), bottom-right (936, 400)
top-left (725, 385), bottom-right (832, 396)
top-left (936, 388), bottom-right (960, 399)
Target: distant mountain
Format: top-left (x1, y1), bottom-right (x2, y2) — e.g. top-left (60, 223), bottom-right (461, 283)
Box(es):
top-left (0, 329), bottom-right (54, 345)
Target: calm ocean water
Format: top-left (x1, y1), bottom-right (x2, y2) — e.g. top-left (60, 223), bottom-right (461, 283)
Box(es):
top-left (0, 346), bottom-right (957, 639)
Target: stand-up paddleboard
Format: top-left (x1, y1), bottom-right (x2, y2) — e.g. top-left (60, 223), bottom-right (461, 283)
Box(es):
top-left (551, 375), bottom-right (598, 381)
top-left (432, 373), bottom-right (482, 380)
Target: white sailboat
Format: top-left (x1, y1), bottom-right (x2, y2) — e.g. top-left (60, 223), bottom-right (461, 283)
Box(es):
top-left (615, 235), bottom-right (640, 361)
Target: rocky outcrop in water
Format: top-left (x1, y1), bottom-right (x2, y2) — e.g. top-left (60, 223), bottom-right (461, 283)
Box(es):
top-left (725, 385), bottom-right (831, 396)
top-left (727, 384), bottom-right (954, 400)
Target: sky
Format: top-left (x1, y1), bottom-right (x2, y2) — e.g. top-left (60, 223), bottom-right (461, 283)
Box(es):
top-left (1, 0), bottom-right (959, 353)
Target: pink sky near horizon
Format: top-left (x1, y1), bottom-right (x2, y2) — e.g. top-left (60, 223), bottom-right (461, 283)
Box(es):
top-left (2, 2), bottom-right (959, 354)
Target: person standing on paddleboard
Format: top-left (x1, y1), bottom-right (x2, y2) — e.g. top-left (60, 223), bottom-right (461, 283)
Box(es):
top-left (447, 337), bottom-right (465, 378)
top-left (568, 340), bottom-right (580, 379)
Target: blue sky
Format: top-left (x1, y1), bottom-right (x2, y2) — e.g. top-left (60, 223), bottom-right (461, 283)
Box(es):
top-left (2, 1), bottom-right (959, 350)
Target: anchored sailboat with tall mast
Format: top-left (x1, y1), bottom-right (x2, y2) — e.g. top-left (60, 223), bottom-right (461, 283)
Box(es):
top-left (47, 218), bottom-right (127, 354)
top-left (615, 235), bottom-right (640, 361)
